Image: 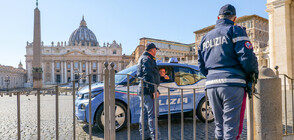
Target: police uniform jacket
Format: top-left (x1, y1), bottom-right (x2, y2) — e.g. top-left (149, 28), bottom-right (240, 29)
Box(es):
top-left (137, 51), bottom-right (160, 96)
top-left (198, 18), bottom-right (259, 89)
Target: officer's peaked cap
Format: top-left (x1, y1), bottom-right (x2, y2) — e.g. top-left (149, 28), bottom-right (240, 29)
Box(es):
top-left (146, 43), bottom-right (159, 51)
top-left (219, 4), bottom-right (236, 16)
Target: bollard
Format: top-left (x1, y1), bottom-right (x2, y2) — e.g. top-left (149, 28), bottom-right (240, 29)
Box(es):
top-left (103, 62), bottom-right (110, 140)
top-left (55, 86), bottom-right (59, 140)
top-left (109, 62), bottom-right (116, 140)
top-left (72, 80), bottom-right (76, 140)
top-left (88, 74), bottom-right (92, 140)
top-left (254, 67), bottom-right (282, 140)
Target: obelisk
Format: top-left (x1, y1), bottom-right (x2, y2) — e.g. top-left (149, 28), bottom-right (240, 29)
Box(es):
top-left (32, 1), bottom-right (42, 89)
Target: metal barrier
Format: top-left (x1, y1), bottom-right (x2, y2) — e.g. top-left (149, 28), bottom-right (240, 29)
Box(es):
top-left (0, 71), bottom-right (102, 140)
top-left (109, 72), bottom-right (211, 140)
top-left (2, 61), bottom-right (217, 140)
top-left (280, 74), bottom-right (294, 136)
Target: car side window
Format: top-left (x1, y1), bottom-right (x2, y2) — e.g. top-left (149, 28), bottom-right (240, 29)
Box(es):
top-left (193, 70), bottom-right (206, 82)
top-left (158, 66), bottom-right (174, 83)
top-left (174, 67), bottom-right (196, 86)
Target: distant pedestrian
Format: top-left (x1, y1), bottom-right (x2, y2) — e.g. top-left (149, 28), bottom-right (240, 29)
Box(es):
top-left (198, 4), bottom-right (259, 140)
top-left (137, 43), bottom-right (161, 140)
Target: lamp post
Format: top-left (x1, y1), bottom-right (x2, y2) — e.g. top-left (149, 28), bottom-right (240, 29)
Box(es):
top-left (4, 76), bottom-right (10, 93)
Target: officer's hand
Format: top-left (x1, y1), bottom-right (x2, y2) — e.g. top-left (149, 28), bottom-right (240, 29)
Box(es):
top-left (153, 92), bottom-right (159, 99)
top-left (246, 82), bottom-right (253, 99)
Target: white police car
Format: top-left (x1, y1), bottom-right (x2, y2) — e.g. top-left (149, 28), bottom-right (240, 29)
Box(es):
top-left (75, 59), bottom-right (214, 131)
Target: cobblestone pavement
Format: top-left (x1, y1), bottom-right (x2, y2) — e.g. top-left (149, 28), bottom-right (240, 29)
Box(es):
top-left (0, 94), bottom-right (249, 140)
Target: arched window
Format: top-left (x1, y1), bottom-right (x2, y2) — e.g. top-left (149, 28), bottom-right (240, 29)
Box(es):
top-left (113, 50), bottom-right (117, 54)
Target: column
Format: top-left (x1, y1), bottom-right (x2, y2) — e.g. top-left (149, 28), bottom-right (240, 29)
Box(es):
top-left (42, 62), bottom-right (45, 84)
top-left (267, 9), bottom-right (275, 69)
top-left (89, 61), bottom-right (92, 74)
top-left (97, 61), bottom-right (100, 82)
top-left (51, 61), bottom-right (55, 84)
top-left (61, 61), bottom-right (64, 83)
top-left (86, 61), bottom-right (89, 83)
top-left (71, 61), bottom-right (74, 81)
top-left (64, 61), bottom-right (67, 83)
top-left (79, 61), bottom-right (82, 83)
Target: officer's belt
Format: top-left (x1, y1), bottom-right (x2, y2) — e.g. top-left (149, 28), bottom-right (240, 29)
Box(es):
top-left (208, 68), bottom-right (246, 77)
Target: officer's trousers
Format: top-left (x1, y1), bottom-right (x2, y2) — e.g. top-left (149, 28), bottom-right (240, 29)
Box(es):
top-left (207, 87), bottom-right (246, 140)
top-left (139, 94), bottom-right (161, 140)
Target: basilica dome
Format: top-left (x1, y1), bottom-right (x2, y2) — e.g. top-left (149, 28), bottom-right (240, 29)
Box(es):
top-left (69, 17), bottom-right (98, 46)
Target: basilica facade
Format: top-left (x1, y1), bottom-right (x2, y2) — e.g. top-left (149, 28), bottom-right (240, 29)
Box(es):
top-left (25, 17), bottom-right (133, 85)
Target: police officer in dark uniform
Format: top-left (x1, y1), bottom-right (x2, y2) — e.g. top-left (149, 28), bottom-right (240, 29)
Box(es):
top-left (198, 4), bottom-right (258, 140)
top-left (137, 43), bottom-right (161, 140)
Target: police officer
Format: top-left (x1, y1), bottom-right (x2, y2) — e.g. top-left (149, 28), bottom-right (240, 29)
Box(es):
top-left (198, 4), bottom-right (258, 140)
top-left (137, 43), bottom-right (161, 140)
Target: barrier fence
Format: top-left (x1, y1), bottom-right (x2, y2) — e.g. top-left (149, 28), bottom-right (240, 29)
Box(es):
top-left (0, 72), bottom-right (94, 140)
top-left (280, 74), bottom-right (294, 136)
top-left (0, 61), bottom-right (266, 140)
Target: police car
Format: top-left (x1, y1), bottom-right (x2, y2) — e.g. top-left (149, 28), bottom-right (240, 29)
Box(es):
top-left (75, 58), bottom-right (214, 131)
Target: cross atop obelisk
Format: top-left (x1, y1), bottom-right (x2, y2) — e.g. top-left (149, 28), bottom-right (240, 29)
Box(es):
top-left (32, 0), bottom-right (42, 89)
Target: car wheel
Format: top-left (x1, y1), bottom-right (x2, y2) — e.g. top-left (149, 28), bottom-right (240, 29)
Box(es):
top-left (95, 101), bottom-right (127, 132)
top-left (196, 98), bottom-right (214, 123)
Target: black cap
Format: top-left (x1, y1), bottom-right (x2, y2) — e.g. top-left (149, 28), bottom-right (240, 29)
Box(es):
top-left (146, 43), bottom-right (159, 51)
top-left (219, 4), bottom-right (236, 16)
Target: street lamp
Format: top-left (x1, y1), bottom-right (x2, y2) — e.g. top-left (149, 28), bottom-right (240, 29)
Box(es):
top-left (4, 76), bottom-right (10, 93)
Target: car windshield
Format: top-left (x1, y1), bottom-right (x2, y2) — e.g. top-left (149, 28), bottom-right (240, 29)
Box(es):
top-left (115, 65), bottom-right (137, 84)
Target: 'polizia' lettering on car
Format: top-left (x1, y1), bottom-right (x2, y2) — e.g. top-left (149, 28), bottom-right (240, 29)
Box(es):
top-left (75, 59), bottom-right (214, 131)
top-left (158, 97), bottom-right (188, 106)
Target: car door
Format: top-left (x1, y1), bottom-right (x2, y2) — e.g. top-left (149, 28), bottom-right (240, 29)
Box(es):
top-left (157, 66), bottom-right (179, 114)
top-left (173, 66), bottom-right (200, 112)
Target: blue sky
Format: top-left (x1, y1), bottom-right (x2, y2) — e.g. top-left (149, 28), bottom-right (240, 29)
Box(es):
top-left (0, 0), bottom-right (268, 68)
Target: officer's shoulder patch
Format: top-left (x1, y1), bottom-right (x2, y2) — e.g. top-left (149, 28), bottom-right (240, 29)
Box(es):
top-left (245, 41), bottom-right (253, 49)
